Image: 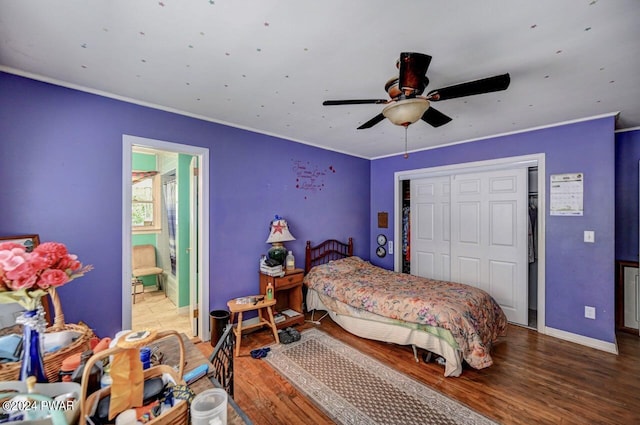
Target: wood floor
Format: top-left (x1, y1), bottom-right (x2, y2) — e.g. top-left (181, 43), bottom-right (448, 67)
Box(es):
top-left (196, 313), bottom-right (640, 425)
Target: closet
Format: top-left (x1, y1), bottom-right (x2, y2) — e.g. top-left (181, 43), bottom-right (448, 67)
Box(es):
top-left (401, 165), bottom-right (539, 329)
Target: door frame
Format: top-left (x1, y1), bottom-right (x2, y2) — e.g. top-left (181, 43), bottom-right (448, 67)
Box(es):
top-left (393, 153), bottom-right (546, 333)
top-left (122, 135), bottom-right (211, 341)
top-left (189, 156), bottom-right (199, 336)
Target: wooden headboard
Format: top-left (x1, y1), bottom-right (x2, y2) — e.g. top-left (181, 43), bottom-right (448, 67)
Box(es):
top-left (305, 237), bottom-right (354, 274)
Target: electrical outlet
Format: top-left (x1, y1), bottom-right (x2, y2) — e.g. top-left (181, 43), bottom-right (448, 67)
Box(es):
top-left (584, 306), bottom-right (596, 319)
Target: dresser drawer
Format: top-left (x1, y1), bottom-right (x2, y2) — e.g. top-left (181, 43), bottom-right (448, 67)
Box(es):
top-left (276, 272), bottom-right (303, 289)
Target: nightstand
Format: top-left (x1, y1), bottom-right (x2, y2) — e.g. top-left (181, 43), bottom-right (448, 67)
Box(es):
top-left (259, 268), bottom-right (305, 329)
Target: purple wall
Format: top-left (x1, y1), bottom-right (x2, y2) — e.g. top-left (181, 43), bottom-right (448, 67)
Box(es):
top-left (371, 117), bottom-right (617, 343)
top-left (0, 72), bottom-right (370, 338)
top-left (0, 69), bottom-right (623, 345)
top-left (615, 129), bottom-right (640, 262)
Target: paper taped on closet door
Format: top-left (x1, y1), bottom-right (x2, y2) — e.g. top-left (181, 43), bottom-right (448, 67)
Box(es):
top-left (550, 173), bottom-right (583, 216)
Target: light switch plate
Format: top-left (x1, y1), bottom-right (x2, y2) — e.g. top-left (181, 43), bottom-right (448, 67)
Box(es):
top-left (388, 241), bottom-right (393, 254)
top-left (585, 306), bottom-right (596, 319)
top-left (584, 230), bottom-right (595, 243)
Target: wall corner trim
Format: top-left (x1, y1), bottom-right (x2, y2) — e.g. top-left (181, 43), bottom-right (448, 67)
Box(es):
top-left (544, 326), bottom-right (618, 355)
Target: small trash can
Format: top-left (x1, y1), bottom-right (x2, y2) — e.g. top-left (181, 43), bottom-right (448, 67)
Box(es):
top-left (209, 310), bottom-right (230, 347)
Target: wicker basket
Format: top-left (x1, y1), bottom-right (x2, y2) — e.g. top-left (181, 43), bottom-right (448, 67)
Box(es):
top-left (80, 330), bottom-right (188, 425)
top-left (0, 288), bottom-right (95, 383)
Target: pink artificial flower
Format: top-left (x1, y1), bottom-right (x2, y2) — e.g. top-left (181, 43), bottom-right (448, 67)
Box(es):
top-left (0, 247), bottom-right (30, 272)
top-left (0, 242), bottom-right (26, 251)
top-left (3, 257), bottom-right (36, 283)
top-left (37, 269), bottom-right (70, 289)
top-left (27, 253), bottom-right (49, 271)
top-left (34, 242), bottom-right (69, 267)
top-left (3, 265), bottom-right (36, 292)
top-left (57, 254), bottom-right (81, 272)
top-left (0, 241), bottom-right (91, 309)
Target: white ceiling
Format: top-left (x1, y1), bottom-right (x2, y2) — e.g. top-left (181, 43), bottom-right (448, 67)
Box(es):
top-left (1, 0), bottom-right (639, 159)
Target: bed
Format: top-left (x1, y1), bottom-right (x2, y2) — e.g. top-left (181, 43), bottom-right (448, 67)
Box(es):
top-left (303, 238), bottom-right (507, 377)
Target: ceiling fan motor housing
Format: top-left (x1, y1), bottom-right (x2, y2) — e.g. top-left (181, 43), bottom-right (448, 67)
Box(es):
top-left (399, 52), bottom-right (432, 95)
top-left (385, 77), bottom-right (401, 98)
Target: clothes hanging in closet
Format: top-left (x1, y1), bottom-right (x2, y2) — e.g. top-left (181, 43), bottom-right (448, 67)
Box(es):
top-left (402, 206), bottom-right (410, 262)
top-left (528, 197), bottom-right (538, 263)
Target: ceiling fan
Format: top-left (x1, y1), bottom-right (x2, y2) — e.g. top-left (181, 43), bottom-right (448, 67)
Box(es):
top-left (323, 52), bottom-right (511, 130)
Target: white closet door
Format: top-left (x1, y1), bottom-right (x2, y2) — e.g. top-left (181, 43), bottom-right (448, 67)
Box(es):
top-left (450, 168), bottom-right (528, 325)
top-left (410, 177), bottom-right (451, 281)
top-left (623, 266), bottom-right (640, 330)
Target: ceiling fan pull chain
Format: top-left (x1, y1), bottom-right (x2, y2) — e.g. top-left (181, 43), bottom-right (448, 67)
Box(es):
top-left (404, 126), bottom-right (409, 159)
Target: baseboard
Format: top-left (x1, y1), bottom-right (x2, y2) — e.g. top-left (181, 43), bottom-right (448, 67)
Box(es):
top-left (544, 326), bottom-right (619, 355)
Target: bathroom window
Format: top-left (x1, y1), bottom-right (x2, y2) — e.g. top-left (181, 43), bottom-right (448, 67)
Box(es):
top-left (132, 171), bottom-right (161, 233)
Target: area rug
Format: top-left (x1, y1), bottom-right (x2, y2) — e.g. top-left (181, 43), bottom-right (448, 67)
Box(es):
top-left (264, 328), bottom-right (497, 425)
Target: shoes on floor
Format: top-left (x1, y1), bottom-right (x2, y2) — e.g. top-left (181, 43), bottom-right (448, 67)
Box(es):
top-left (278, 327), bottom-right (301, 345)
top-left (286, 327), bottom-right (301, 342)
top-left (278, 329), bottom-right (295, 344)
top-left (250, 347), bottom-right (271, 359)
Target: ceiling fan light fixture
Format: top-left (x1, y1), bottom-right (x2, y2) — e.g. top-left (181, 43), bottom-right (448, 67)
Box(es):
top-left (382, 98), bottom-right (430, 127)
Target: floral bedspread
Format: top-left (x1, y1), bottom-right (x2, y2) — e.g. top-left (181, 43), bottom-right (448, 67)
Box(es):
top-left (303, 256), bottom-right (507, 369)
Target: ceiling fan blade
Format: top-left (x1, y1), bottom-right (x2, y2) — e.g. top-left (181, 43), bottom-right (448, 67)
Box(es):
top-left (323, 99), bottom-right (387, 106)
top-left (398, 52), bottom-right (432, 95)
top-left (427, 73), bottom-right (510, 101)
top-left (357, 113), bottom-right (386, 129)
top-left (421, 107), bottom-right (452, 127)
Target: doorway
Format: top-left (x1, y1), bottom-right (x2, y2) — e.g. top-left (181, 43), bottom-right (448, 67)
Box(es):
top-left (394, 154), bottom-right (546, 332)
top-left (122, 135), bottom-right (210, 341)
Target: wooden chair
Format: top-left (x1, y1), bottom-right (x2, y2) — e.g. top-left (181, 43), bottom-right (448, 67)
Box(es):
top-left (132, 244), bottom-right (164, 303)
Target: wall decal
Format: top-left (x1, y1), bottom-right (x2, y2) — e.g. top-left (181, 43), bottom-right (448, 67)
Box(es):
top-left (292, 160), bottom-right (337, 199)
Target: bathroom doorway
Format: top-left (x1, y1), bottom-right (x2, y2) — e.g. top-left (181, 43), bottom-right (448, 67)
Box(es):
top-left (122, 135), bottom-right (210, 341)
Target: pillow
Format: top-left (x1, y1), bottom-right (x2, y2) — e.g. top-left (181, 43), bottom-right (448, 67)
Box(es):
top-left (325, 256), bottom-right (365, 273)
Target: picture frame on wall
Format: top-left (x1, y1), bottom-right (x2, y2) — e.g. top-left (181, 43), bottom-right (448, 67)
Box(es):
top-left (0, 234), bottom-right (41, 251)
top-left (0, 234), bottom-right (53, 327)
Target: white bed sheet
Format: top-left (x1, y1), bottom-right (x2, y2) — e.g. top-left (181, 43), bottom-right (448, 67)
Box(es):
top-left (306, 288), bottom-right (463, 377)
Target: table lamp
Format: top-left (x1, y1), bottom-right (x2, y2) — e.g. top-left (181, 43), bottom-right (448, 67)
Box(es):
top-left (265, 216), bottom-right (296, 266)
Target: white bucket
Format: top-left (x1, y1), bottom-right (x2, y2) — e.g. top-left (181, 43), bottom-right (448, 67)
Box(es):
top-left (190, 388), bottom-right (228, 425)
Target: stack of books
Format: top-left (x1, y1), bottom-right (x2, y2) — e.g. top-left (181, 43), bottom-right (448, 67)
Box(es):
top-left (273, 313), bottom-right (286, 323)
top-left (260, 261), bottom-right (285, 277)
top-left (281, 309), bottom-right (302, 318)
